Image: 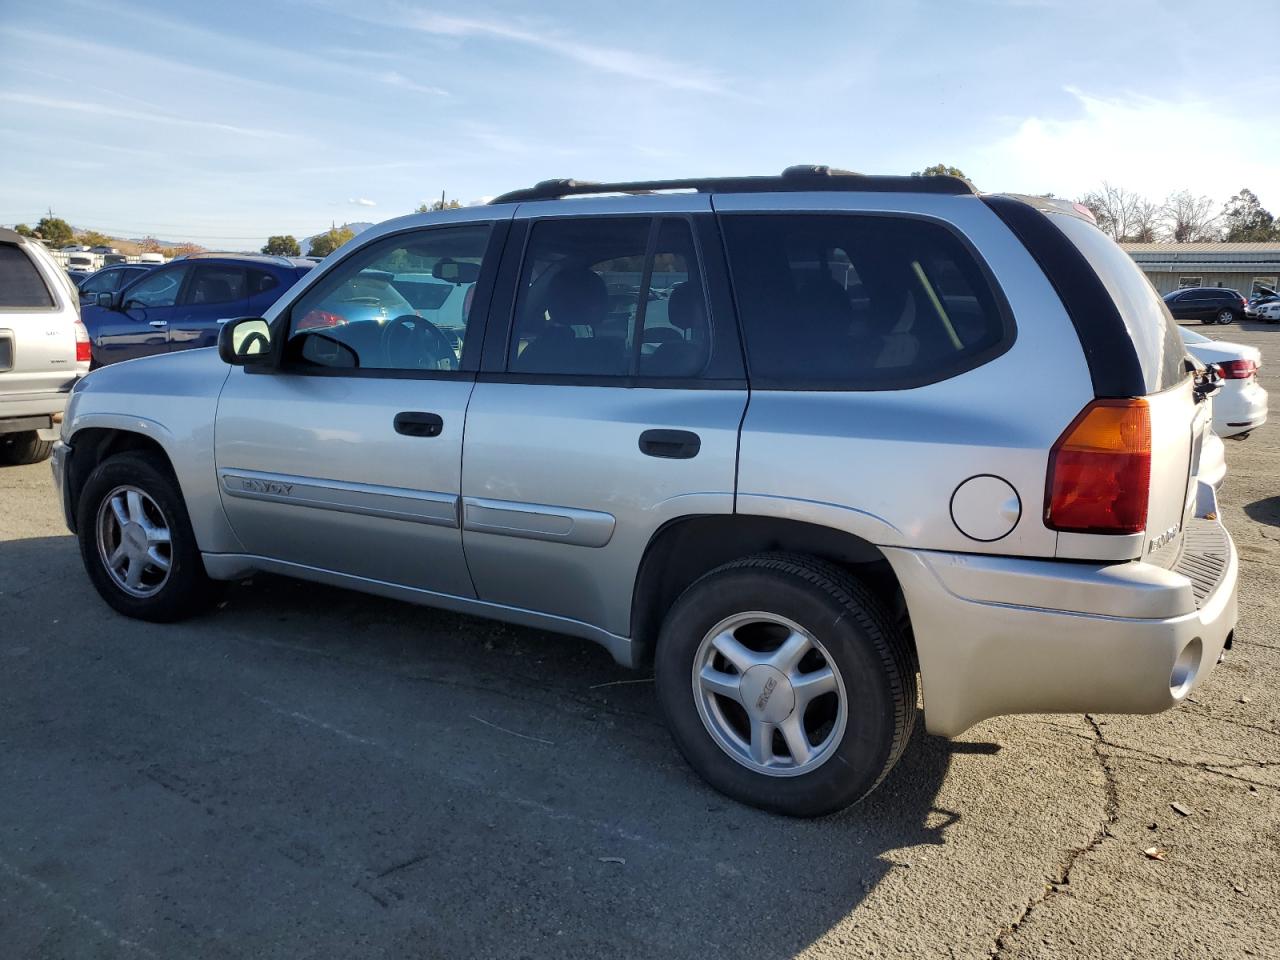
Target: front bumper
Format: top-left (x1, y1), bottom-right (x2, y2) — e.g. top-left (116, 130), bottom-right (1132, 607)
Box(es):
top-left (886, 485), bottom-right (1238, 737)
top-left (50, 439), bottom-right (75, 532)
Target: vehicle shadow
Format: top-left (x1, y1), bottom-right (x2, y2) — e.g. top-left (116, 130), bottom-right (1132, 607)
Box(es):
top-left (1, 537), bottom-right (976, 960)
top-left (1243, 496), bottom-right (1280, 527)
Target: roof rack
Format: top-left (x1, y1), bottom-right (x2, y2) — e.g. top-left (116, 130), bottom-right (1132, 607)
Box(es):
top-left (490, 165), bottom-right (976, 204)
top-left (174, 251), bottom-right (305, 266)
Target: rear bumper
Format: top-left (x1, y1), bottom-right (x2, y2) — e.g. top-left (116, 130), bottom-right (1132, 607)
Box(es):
top-left (1, 390), bottom-right (70, 426)
top-left (1213, 381), bottom-right (1268, 437)
top-left (886, 488), bottom-right (1237, 737)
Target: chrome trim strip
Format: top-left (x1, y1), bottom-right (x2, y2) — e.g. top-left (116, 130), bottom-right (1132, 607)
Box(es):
top-left (200, 552), bottom-right (636, 667)
top-left (218, 468), bottom-right (457, 527)
top-left (461, 496), bottom-right (615, 547)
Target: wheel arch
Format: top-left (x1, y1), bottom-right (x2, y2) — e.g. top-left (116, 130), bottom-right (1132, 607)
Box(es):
top-left (630, 514), bottom-right (913, 669)
top-left (65, 425), bottom-right (179, 533)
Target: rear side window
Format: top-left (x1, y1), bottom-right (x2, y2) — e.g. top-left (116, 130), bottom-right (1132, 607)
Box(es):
top-left (184, 264), bottom-right (247, 306)
top-left (1050, 215), bottom-right (1186, 393)
top-left (0, 244), bottom-right (54, 308)
top-left (720, 214), bottom-right (1010, 389)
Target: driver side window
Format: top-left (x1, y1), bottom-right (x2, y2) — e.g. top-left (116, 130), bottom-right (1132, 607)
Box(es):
top-left (124, 265), bottom-right (189, 308)
top-left (285, 224), bottom-right (491, 373)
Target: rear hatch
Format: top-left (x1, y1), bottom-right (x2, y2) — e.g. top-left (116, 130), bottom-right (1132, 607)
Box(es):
top-left (0, 235), bottom-right (79, 402)
top-left (993, 202), bottom-right (1203, 563)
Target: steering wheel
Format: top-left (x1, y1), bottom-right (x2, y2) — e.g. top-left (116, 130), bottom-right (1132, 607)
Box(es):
top-left (380, 314), bottom-right (457, 370)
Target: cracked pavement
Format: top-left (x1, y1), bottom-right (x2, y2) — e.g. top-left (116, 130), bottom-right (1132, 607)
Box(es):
top-left (2, 324), bottom-right (1279, 959)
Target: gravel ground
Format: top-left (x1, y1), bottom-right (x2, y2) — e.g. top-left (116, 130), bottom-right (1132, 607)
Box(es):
top-left (2, 324), bottom-right (1278, 959)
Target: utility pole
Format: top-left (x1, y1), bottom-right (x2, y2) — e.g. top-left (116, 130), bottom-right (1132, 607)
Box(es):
top-left (440, 189), bottom-right (446, 210)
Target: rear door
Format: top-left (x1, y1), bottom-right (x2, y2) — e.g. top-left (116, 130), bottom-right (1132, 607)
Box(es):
top-left (170, 262), bottom-right (249, 352)
top-left (0, 236), bottom-right (78, 403)
top-left (460, 197), bottom-right (747, 639)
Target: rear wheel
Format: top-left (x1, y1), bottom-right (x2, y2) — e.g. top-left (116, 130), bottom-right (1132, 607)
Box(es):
top-left (0, 430), bottom-right (53, 466)
top-left (77, 451), bottom-right (219, 621)
top-left (655, 553), bottom-right (916, 817)
top-left (1216, 309), bottom-right (1235, 325)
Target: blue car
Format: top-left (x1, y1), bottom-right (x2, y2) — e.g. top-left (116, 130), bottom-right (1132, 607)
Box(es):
top-left (81, 253), bottom-right (313, 367)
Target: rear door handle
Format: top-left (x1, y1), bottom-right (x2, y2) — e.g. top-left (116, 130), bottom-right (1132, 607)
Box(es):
top-left (394, 411), bottom-right (444, 438)
top-left (149, 320), bottom-right (168, 328)
top-left (639, 428), bottom-right (700, 459)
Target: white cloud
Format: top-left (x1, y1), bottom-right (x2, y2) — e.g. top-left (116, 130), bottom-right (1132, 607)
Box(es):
top-left (348, 198), bottom-right (377, 207)
top-left (977, 87), bottom-right (1280, 208)
top-left (0, 92), bottom-right (292, 140)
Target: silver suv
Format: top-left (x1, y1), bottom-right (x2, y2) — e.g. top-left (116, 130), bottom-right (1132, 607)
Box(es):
top-left (2, 227), bottom-right (91, 465)
top-left (51, 168), bottom-right (1238, 816)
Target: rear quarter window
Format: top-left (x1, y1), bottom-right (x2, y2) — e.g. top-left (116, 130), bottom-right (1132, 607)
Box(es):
top-left (720, 214), bottom-right (1012, 389)
top-left (0, 244), bottom-right (54, 308)
top-left (1049, 214), bottom-right (1187, 393)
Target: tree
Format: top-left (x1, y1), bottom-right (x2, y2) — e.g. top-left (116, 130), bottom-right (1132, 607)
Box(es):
top-left (77, 230), bottom-right (113, 248)
top-left (139, 237), bottom-right (164, 253)
top-left (1220, 188), bottom-right (1278, 242)
top-left (35, 215), bottom-right (74, 247)
top-left (262, 234), bottom-right (301, 256)
top-left (14, 223), bottom-right (35, 237)
top-left (416, 197), bottom-right (462, 213)
top-left (1161, 190), bottom-right (1219, 243)
top-left (170, 242), bottom-right (206, 257)
top-left (307, 225), bottom-right (356, 258)
top-left (912, 164), bottom-right (968, 180)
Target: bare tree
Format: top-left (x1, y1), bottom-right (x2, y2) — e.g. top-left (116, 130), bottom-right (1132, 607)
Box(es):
top-left (1128, 197), bottom-right (1161, 242)
top-left (1078, 182), bottom-right (1151, 241)
top-left (1161, 190), bottom-right (1219, 243)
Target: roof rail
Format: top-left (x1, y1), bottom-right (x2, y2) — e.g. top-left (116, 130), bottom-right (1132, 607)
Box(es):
top-left (174, 251), bottom-right (301, 266)
top-left (490, 165), bottom-right (976, 204)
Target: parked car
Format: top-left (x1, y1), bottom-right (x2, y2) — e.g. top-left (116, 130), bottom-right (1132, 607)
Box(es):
top-left (1163, 286), bottom-right (1247, 325)
top-left (1, 227), bottom-right (90, 465)
top-left (1244, 289), bottom-right (1277, 318)
top-left (1179, 327), bottom-right (1268, 438)
top-left (52, 170), bottom-right (1238, 816)
top-left (1255, 299), bottom-right (1280, 323)
top-left (80, 253), bottom-right (313, 367)
top-left (76, 263), bottom-right (155, 304)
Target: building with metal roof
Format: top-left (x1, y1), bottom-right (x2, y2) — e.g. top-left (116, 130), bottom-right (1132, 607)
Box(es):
top-left (1121, 241), bottom-right (1280, 296)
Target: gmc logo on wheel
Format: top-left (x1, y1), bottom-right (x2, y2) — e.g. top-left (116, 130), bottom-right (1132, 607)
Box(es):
top-left (755, 676), bottom-right (778, 711)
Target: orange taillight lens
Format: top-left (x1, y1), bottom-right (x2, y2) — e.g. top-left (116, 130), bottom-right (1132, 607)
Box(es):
top-left (1045, 398), bottom-right (1151, 535)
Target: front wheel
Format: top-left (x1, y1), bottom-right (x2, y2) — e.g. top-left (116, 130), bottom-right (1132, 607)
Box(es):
top-left (655, 554), bottom-right (917, 817)
top-left (77, 451), bottom-right (219, 621)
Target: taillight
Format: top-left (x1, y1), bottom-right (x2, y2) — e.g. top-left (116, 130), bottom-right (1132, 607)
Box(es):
top-left (1218, 359), bottom-right (1257, 379)
top-left (74, 320), bottom-right (92, 363)
top-left (296, 309), bottom-right (346, 331)
top-left (1045, 398), bottom-right (1151, 535)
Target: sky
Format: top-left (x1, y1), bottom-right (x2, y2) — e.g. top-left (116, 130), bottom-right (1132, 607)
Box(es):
top-left (1, 0), bottom-right (1277, 248)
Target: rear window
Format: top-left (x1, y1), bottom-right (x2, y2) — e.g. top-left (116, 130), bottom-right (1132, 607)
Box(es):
top-left (720, 214), bottom-right (1011, 388)
top-left (0, 244), bottom-right (54, 308)
top-left (1050, 214), bottom-right (1187, 392)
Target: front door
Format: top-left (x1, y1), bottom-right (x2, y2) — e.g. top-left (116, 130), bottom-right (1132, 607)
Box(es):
top-left (213, 217), bottom-right (509, 597)
top-left (94, 263), bottom-right (190, 364)
top-left (460, 202), bottom-right (747, 639)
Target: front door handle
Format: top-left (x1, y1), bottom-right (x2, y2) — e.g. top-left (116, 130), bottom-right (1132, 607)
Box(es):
top-left (394, 411), bottom-right (444, 438)
top-left (639, 428), bottom-right (700, 459)
top-left (149, 320), bottom-right (168, 328)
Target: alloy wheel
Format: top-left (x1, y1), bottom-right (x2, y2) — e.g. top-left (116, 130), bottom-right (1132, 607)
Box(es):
top-left (96, 485), bottom-right (173, 598)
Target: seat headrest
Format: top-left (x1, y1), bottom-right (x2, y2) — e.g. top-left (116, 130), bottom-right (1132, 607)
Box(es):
top-left (667, 281), bottom-right (705, 331)
top-left (546, 267), bottom-right (607, 327)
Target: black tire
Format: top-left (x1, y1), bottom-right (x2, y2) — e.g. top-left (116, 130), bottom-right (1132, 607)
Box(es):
top-left (655, 553), bottom-right (917, 817)
top-left (76, 451), bottom-right (219, 621)
top-left (0, 431), bottom-right (53, 466)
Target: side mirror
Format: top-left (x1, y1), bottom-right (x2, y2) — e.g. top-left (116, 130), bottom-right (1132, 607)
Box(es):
top-left (95, 291), bottom-right (115, 309)
top-left (432, 258), bottom-right (480, 284)
top-left (218, 317), bottom-right (273, 366)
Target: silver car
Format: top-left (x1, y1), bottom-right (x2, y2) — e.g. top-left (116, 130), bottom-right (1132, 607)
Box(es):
top-left (51, 168), bottom-right (1239, 816)
top-left (1, 228), bottom-right (90, 465)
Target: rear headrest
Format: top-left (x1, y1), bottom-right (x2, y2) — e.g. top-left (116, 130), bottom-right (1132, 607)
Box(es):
top-left (546, 267), bottom-right (607, 327)
top-left (667, 281), bottom-right (705, 331)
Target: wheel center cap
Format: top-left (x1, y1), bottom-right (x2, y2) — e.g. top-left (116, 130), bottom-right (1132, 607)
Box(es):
top-left (123, 522), bottom-right (148, 554)
top-left (739, 665), bottom-right (795, 723)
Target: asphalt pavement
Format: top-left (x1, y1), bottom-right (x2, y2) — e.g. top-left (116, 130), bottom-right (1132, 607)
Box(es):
top-left (2, 324), bottom-right (1278, 959)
